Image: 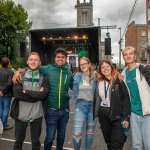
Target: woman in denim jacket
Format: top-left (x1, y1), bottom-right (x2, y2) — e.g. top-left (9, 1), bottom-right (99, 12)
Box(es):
top-left (71, 57), bottom-right (97, 150)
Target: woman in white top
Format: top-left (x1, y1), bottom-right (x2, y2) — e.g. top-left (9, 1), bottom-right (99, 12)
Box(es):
top-left (93, 60), bottom-right (130, 150)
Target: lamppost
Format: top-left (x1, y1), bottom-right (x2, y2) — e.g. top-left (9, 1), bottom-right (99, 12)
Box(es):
top-left (118, 27), bottom-right (122, 69)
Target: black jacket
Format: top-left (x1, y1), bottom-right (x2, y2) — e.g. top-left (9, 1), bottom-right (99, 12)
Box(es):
top-left (93, 77), bottom-right (131, 121)
top-left (0, 67), bottom-right (14, 96)
top-left (10, 73), bottom-right (49, 119)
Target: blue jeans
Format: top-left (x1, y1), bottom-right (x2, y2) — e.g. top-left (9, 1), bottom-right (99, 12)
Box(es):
top-left (44, 108), bottom-right (69, 150)
top-left (130, 112), bottom-right (150, 150)
top-left (73, 99), bottom-right (96, 150)
top-left (0, 95), bottom-right (11, 127)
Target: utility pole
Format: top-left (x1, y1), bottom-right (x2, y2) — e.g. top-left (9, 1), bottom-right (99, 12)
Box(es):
top-left (97, 18), bottom-right (116, 61)
top-left (98, 18), bottom-right (101, 42)
top-left (118, 27), bottom-right (122, 69)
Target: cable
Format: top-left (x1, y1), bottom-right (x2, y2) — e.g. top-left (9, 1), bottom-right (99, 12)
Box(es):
top-left (121, 0), bottom-right (138, 39)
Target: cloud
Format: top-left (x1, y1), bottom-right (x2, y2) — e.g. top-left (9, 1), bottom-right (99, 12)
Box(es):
top-left (13, 0), bottom-right (146, 64)
top-left (14, 0), bottom-right (76, 28)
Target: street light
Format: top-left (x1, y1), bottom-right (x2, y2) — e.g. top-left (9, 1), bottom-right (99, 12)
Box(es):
top-left (118, 27), bottom-right (122, 69)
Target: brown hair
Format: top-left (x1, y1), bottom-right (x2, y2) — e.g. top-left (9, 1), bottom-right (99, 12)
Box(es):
top-left (1, 57), bottom-right (10, 68)
top-left (79, 57), bottom-right (95, 85)
top-left (97, 60), bottom-right (122, 86)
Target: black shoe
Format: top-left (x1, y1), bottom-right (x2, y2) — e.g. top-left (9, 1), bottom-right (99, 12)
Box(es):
top-left (4, 125), bottom-right (13, 130)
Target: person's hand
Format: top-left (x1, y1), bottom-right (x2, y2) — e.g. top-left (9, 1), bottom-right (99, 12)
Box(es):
top-left (123, 120), bottom-right (129, 128)
top-left (39, 87), bottom-right (44, 92)
top-left (0, 91), bottom-right (3, 96)
top-left (12, 71), bottom-right (22, 84)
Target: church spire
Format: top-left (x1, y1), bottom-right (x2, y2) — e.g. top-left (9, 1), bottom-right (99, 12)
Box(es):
top-left (77, 0), bottom-right (80, 5)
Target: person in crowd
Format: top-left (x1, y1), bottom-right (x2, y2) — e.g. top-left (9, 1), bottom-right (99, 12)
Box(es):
top-left (13, 48), bottom-right (74, 150)
top-left (71, 57), bottom-right (96, 150)
top-left (0, 57), bottom-right (14, 130)
top-left (93, 60), bottom-right (131, 150)
top-left (122, 46), bottom-right (150, 150)
top-left (11, 52), bottom-right (49, 150)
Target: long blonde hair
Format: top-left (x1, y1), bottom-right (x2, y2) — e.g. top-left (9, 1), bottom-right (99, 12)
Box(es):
top-left (97, 60), bottom-right (122, 86)
top-left (79, 57), bottom-right (95, 85)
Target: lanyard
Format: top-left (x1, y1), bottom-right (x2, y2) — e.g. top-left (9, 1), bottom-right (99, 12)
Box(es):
top-left (32, 71), bottom-right (35, 86)
top-left (104, 80), bottom-right (109, 99)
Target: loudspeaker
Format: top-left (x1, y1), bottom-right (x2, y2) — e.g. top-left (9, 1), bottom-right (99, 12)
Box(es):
top-left (20, 42), bottom-right (26, 57)
top-left (105, 38), bottom-right (111, 55)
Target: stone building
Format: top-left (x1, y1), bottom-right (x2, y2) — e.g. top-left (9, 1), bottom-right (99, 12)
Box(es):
top-left (75, 0), bottom-right (93, 27)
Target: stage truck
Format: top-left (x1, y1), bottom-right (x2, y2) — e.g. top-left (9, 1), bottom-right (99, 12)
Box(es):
top-left (29, 26), bottom-right (101, 68)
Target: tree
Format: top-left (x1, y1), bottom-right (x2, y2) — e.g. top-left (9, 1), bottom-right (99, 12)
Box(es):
top-left (0, 0), bottom-right (31, 61)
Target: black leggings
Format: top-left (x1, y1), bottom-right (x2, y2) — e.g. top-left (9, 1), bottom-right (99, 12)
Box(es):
top-left (98, 107), bottom-right (126, 150)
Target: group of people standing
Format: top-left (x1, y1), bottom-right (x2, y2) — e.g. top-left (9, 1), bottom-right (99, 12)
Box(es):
top-left (0, 46), bottom-right (150, 150)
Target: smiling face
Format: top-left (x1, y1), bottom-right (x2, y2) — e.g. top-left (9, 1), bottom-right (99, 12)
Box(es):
top-left (27, 54), bottom-right (41, 71)
top-left (123, 49), bottom-right (136, 65)
top-left (100, 62), bottom-right (112, 78)
top-left (54, 53), bottom-right (67, 67)
top-left (79, 58), bottom-right (91, 73)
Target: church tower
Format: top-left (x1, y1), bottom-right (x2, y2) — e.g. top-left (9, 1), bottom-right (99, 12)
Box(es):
top-left (75, 0), bottom-right (93, 27)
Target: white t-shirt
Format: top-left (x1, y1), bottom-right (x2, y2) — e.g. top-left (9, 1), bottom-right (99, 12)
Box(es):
top-left (98, 80), bottom-right (110, 107)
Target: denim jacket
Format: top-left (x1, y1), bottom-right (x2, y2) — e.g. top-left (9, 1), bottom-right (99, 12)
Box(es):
top-left (71, 72), bottom-right (97, 103)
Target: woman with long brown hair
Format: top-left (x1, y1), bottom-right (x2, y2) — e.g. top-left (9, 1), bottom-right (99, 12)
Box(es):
top-left (93, 60), bottom-right (130, 150)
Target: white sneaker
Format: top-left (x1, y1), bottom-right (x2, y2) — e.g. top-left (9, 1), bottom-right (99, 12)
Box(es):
top-left (0, 119), bottom-right (3, 138)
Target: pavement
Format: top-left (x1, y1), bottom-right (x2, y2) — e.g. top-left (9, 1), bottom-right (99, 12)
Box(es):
top-left (0, 100), bottom-right (132, 150)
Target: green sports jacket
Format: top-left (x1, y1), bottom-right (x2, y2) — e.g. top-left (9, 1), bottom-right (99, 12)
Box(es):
top-left (39, 64), bottom-right (73, 109)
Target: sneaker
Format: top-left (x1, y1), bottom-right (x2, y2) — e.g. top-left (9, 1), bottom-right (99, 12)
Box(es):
top-left (0, 119), bottom-right (3, 137)
top-left (3, 125), bottom-right (13, 130)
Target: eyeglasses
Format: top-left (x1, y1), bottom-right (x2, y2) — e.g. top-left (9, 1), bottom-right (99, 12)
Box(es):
top-left (80, 63), bottom-right (89, 67)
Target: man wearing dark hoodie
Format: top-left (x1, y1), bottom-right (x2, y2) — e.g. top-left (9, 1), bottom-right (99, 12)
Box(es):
top-left (11, 52), bottom-right (49, 150)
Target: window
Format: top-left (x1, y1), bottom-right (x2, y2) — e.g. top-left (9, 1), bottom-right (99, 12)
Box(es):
top-left (82, 11), bottom-right (88, 24)
top-left (141, 31), bottom-right (146, 37)
top-left (141, 41), bottom-right (147, 48)
top-left (148, 7), bottom-right (150, 21)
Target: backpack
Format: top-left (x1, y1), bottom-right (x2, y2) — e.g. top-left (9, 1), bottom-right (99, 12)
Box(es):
top-left (139, 64), bottom-right (150, 87)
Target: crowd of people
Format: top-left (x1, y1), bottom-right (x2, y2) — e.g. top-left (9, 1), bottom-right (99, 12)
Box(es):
top-left (0, 46), bottom-right (150, 150)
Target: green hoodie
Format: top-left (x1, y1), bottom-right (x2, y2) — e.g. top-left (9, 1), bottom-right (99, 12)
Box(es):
top-left (39, 64), bottom-right (73, 109)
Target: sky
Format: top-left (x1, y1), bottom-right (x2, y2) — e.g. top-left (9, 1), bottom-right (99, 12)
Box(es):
top-left (13, 0), bottom-right (146, 64)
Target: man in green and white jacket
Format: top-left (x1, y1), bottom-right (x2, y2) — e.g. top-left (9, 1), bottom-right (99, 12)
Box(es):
top-left (12, 52), bottom-right (49, 150)
top-left (122, 46), bottom-right (150, 150)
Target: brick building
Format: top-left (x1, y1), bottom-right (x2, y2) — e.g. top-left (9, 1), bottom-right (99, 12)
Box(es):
top-left (146, 0), bottom-right (150, 64)
top-left (125, 21), bottom-right (147, 63)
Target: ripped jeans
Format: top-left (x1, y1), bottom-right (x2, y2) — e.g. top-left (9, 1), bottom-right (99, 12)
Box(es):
top-left (73, 99), bottom-right (96, 150)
